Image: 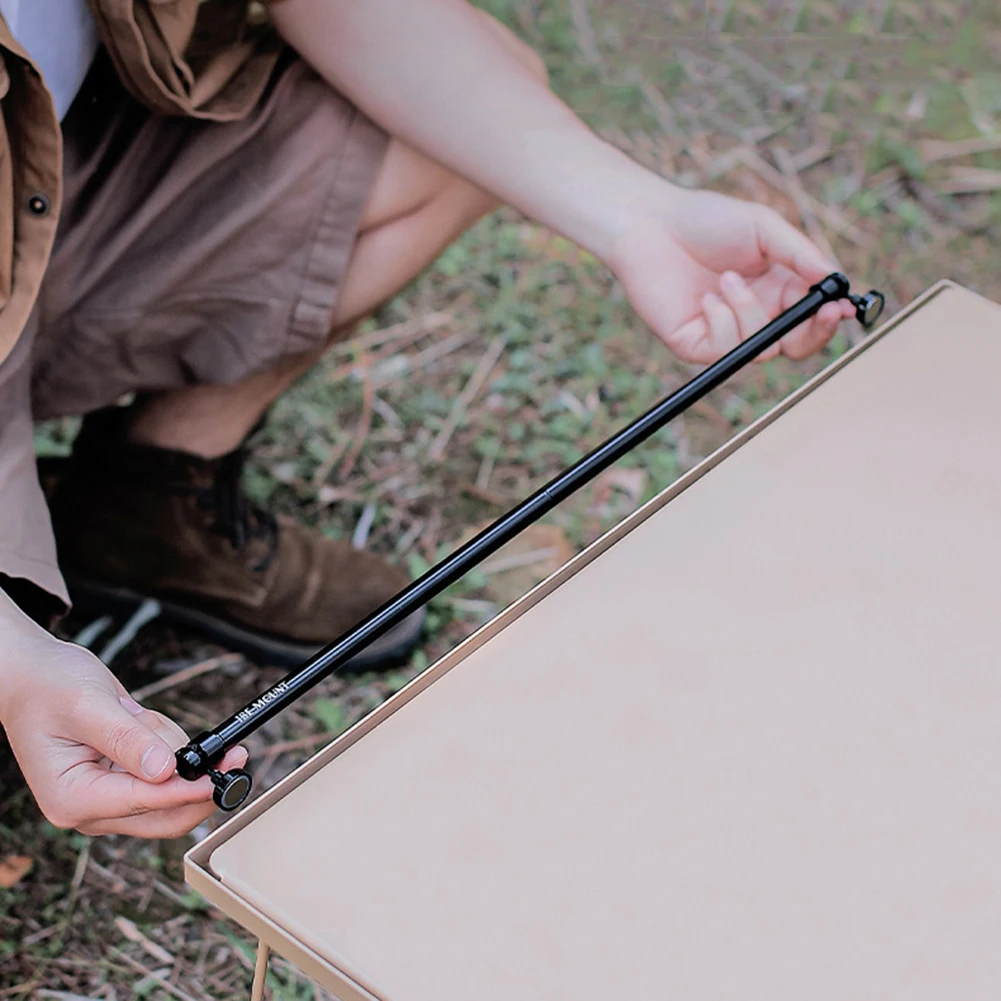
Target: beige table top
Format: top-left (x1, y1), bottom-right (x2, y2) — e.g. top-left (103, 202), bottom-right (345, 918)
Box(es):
top-left (209, 284), bottom-right (1001, 1000)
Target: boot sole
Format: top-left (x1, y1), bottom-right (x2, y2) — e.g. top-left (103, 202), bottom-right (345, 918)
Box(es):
top-left (64, 573), bottom-right (425, 672)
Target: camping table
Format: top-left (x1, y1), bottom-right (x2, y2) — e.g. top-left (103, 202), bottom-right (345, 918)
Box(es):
top-left (186, 280), bottom-right (1001, 1000)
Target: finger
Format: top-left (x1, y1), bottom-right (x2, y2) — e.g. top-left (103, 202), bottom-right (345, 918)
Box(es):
top-left (117, 693), bottom-right (190, 749)
top-left (65, 767), bottom-right (213, 823)
top-left (718, 271), bottom-right (780, 361)
top-left (665, 297), bottom-right (732, 365)
top-left (782, 300), bottom-right (843, 360)
top-left (752, 206), bottom-right (837, 286)
top-left (64, 745), bottom-right (250, 824)
top-left (70, 690), bottom-right (178, 784)
top-left (664, 311), bottom-right (711, 364)
top-left (752, 269), bottom-right (855, 360)
top-left (79, 799), bottom-right (219, 839)
top-left (773, 273), bottom-right (811, 355)
top-left (701, 290), bottom-right (742, 359)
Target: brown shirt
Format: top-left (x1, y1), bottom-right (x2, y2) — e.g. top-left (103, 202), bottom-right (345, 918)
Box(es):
top-left (0, 1), bottom-right (281, 613)
top-left (0, 0), bottom-right (280, 369)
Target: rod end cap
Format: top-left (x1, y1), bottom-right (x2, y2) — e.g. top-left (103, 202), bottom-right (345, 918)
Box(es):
top-left (812, 272), bottom-right (851, 299)
top-left (175, 741), bottom-right (209, 781)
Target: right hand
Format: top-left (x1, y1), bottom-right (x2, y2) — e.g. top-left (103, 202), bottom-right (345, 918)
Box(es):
top-left (1, 597), bottom-right (247, 837)
top-left (607, 186), bottom-right (856, 365)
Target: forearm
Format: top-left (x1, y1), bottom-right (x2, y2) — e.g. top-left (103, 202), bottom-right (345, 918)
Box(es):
top-left (270, 0), bottom-right (674, 260)
top-left (0, 584), bottom-right (55, 722)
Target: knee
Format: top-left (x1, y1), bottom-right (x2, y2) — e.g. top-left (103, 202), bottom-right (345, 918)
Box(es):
top-left (475, 9), bottom-right (550, 87)
top-left (444, 171), bottom-right (502, 228)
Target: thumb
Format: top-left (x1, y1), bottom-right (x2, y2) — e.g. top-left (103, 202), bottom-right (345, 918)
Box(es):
top-left (71, 690), bottom-right (177, 783)
top-left (753, 206), bottom-right (836, 285)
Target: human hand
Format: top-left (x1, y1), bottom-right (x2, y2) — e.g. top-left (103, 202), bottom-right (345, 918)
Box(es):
top-left (1, 605), bottom-right (247, 837)
top-left (608, 186), bottom-right (857, 364)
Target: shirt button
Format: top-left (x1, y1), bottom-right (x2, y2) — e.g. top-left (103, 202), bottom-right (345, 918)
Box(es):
top-left (28, 194), bottom-right (50, 217)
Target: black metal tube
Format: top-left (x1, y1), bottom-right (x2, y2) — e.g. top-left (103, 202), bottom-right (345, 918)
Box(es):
top-left (176, 272), bottom-right (854, 780)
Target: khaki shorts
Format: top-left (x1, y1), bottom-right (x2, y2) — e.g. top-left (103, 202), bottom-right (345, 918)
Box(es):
top-left (30, 49), bottom-right (389, 420)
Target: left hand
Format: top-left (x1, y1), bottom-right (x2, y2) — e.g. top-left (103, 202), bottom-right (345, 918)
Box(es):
top-left (1, 614), bottom-right (249, 838)
top-left (608, 186), bottom-right (857, 364)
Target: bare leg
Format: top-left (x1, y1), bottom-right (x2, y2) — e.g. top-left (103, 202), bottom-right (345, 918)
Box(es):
top-left (129, 13), bottom-right (547, 458)
top-left (127, 141), bottom-right (497, 456)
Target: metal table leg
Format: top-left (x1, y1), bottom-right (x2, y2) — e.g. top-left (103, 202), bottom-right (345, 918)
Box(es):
top-left (250, 940), bottom-right (269, 1001)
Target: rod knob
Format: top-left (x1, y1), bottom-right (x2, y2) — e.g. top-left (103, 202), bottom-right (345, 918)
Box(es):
top-left (849, 289), bottom-right (886, 328)
top-left (208, 768), bottom-right (253, 811)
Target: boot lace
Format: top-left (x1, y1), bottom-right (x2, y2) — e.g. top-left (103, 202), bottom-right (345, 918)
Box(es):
top-left (196, 449), bottom-right (279, 573)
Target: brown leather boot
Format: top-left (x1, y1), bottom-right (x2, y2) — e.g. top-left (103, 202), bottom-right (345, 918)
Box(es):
top-left (48, 408), bottom-right (423, 669)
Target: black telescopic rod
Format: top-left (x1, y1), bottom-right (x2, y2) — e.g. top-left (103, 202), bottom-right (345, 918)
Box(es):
top-left (177, 272), bottom-right (884, 809)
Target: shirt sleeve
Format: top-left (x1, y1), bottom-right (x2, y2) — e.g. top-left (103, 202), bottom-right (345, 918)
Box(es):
top-left (0, 322), bottom-right (70, 617)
